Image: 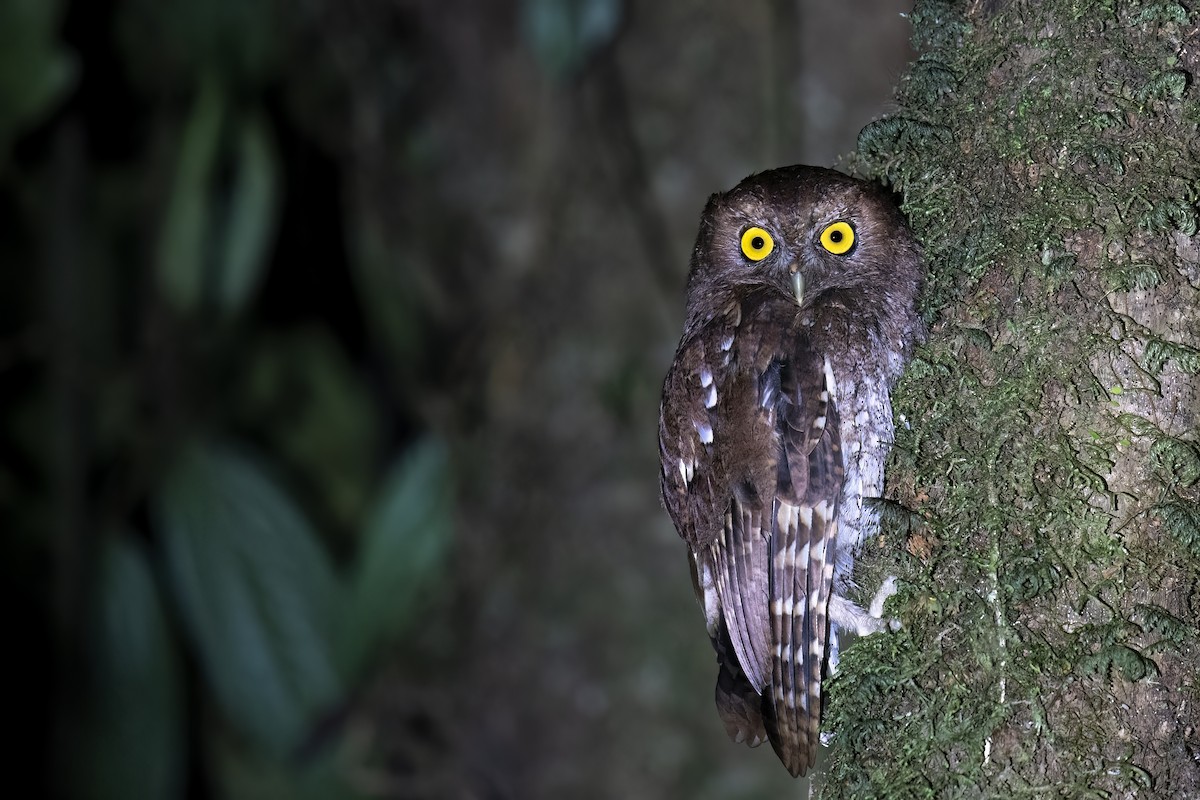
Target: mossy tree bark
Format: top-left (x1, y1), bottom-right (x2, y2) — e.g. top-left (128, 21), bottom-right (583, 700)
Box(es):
top-left (825, 1), bottom-right (1200, 796)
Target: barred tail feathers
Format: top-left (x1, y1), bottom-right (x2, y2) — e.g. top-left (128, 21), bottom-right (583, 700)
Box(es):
top-left (766, 498), bottom-right (837, 777)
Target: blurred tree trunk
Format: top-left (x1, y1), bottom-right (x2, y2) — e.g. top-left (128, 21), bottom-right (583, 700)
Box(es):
top-left (824, 0), bottom-right (1200, 796)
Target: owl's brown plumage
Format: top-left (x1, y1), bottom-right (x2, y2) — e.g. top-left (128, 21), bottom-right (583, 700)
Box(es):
top-left (659, 165), bottom-right (923, 777)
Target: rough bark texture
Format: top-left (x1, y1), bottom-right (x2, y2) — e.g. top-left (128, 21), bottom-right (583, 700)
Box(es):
top-left (823, 1), bottom-right (1200, 796)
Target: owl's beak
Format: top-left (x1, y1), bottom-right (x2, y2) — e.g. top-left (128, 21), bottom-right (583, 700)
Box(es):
top-left (790, 267), bottom-right (804, 305)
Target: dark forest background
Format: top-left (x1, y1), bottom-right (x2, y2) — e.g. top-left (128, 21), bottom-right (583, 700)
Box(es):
top-left (4, 1), bottom-right (917, 798)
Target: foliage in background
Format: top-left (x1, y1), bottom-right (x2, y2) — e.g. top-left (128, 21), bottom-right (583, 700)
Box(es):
top-left (521, 0), bottom-right (622, 80)
top-left (156, 444), bottom-right (344, 758)
top-left (828, 0), bottom-right (1200, 795)
top-left (0, 0), bottom-right (76, 170)
top-left (155, 76), bottom-right (280, 317)
top-left (77, 537), bottom-right (184, 799)
top-left (4, 1), bottom-right (456, 797)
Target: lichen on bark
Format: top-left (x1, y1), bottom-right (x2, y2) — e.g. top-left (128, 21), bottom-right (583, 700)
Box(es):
top-left (823, 1), bottom-right (1200, 796)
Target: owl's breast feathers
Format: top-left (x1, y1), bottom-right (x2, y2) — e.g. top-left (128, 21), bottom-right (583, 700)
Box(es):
top-left (659, 290), bottom-right (847, 777)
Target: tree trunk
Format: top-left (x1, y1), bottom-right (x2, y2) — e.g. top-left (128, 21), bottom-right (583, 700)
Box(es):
top-left (824, 0), bottom-right (1200, 796)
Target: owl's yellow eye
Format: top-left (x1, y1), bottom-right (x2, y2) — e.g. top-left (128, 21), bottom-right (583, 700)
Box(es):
top-left (740, 227), bottom-right (774, 261)
top-left (819, 221), bottom-right (855, 255)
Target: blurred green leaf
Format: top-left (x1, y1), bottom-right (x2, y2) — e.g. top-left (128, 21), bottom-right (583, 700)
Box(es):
top-left (116, 0), bottom-right (284, 92)
top-left (345, 215), bottom-right (427, 385)
top-left (156, 443), bottom-right (343, 756)
top-left (240, 328), bottom-right (377, 533)
top-left (156, 78), bottom-right (280, 317)
top-left (521, 0), bottom-right (622, 80)
top-left (77, 537), bottom-right (184, 800)
top-left (209, 718), bottom-right (362, 800)
top-left (338, 437), bottom-right (454, 677)
top-left (0, 0), bottom-right (76, 167)
top-left (157, 75), bottom-right (225, 313)
top-left (216, 111), bottom-right (280, 315)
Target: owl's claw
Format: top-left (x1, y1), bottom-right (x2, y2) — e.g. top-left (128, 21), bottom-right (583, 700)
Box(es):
top-left (826, 576), bottom-right (902, 676)
top-left (829, 575), bottom-right (901, 637)
top-left (868, 575), bottom-right (902, 630)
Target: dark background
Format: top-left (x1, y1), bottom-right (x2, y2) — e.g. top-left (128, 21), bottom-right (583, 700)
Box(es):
top-left (3, 1), bottom-right (914, 797)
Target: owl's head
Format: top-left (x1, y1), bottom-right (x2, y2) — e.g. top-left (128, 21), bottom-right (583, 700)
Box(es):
top-left (682, 165), bottom-right (921, 327)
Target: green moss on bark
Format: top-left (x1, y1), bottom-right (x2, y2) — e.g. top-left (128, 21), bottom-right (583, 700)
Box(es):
top-left (825, 1), bottom-right (1200, 796)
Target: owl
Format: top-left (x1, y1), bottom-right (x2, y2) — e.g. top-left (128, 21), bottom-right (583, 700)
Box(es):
top-left (658, 165), bottom-right (923, 776)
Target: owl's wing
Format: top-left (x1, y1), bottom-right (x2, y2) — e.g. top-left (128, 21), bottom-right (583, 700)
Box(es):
top-left (660, 299), bottom-right (845, 776)
top-left (765, 345), bottom-right (844, 777)
top-left (712, 616), bottom-right (768, 746)
top-left (660, 305), bottom-right (774, 695)
top-left (711, 477), bottom-right (773, 692)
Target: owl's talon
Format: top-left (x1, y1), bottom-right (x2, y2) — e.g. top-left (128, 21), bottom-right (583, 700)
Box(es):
top-left (868, 575), bottom-right (899, 619)
top-left (869, 575), bottom-right (903, 632)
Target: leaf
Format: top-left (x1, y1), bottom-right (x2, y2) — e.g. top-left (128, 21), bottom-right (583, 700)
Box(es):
top-left (338, 437), bottom-right (454, 677)
top-left (345, 215), bottom-right (427, 381)
top-left (156, 78), bottom-right (279, 318)
top-left (215, 112), bottom-right (280, 315)
top-left (0, 0), bottom-right (77, 165)
top-left (76, 537), bottom-right (184, 800)
top-left (1077, 644), bottom-right (1158, 682)
top-left (156, 443), bottom-right (342, 756)
top-left (1156, 502), bottom-right (1200, 561)
top-left (156, 75), bottom-right (225, 314)
top-left (1144, 338), bottom-right (1200, 375)
top-left (115, 0), bottom-right (283, 92)
top-left (209, 720), bottom-right (362, 800)
top-left (239, 329), bottom-right (377, 532)
top-left (521, 0), bottom-right (622, 80)
top-left (1150, 437), bottom-right (1200, 487)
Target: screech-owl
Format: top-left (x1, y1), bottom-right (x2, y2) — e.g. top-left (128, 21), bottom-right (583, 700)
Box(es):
top-left (658, 165), bottom-right (924, 777)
